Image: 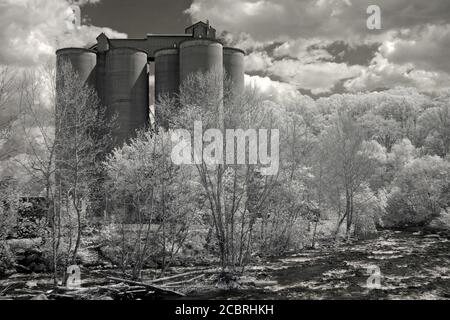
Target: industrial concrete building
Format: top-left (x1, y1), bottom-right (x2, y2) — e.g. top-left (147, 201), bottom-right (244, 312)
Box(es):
top-left (56, 21), bottom-right (245, 146)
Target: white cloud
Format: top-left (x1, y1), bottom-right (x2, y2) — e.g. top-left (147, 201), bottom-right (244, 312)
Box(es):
top-left (273, 38), bottom-right (333, 63)
top-left (187, 0), bottom-right (450, 42)
top-left (0, 0), bottom-right (126, 67)
top-left (0, 0), bottom-right (127, 162)
top-left (381, 24), bottom-right (450, 74)
top-left (345, 52), bottom-right (450, 94)
top-left (245, 74), bottom-right (302, 103)
top-left (270, 59), bottom-right (362, 95)
top-left (245, 51), bottom-right (273, 73)
top-left (187, 0), bottom-right (450, 94)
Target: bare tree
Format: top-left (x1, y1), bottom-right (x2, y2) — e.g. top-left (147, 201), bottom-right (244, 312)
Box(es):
top-left (17, 61), bottom-right (113, 284)
top-left (0, 66), bottom-right (17, 161)
top-left (159, 71), bottom-right (278, 273)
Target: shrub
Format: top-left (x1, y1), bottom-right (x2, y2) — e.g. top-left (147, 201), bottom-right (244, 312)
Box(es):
top-left (384, 156), bottom-right (450, 228)
top-left (0, 242), bottom-right (16, 277)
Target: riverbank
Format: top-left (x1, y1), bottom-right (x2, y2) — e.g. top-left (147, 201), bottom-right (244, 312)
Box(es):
top-left (1, 231), bottom-right (449, 300)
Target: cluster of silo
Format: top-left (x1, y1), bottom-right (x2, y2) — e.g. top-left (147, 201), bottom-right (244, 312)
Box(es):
top-left (154, 39), bottom-right (245, 105)
top-left (56, 30), bottom-right (245, 146)
top-left (56, 46), bottom-right (150, 146)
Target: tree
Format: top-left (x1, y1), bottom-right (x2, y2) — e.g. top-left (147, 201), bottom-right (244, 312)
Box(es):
top-left (0, 177), bottom-right (19, 276)
top-left (54, 61), bottom-right (114, 274)
top-left (104, 131), bottom-right (198, 279)
top-left (360, 113), bottom-right (401, 152)
top-left (0, 66), bottom-right (17, 160)
top-left (319, 112), bottom-right (381, 239)
top-left (385, 156), bottom-right (450, 228)
top-left (258, 97), bottom-right (323, 252)
top-left (159, 70), bottom-right (278, 272)
top-left (17, 60), bottom-right (113, 284)
top-left (417, 96), bottom-right (450, 157)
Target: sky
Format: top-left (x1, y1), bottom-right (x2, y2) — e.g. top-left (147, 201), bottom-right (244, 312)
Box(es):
top-left (1, 0), bottom-right (450, 100)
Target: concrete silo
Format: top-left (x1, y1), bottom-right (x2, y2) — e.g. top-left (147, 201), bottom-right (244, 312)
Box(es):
top-left (56, 48), bottom-right (97, 86)
top-left (56, 22), bottom-right (246, 147)
top-left (104, 47), bottom-right (149, 145)
top-left (95, 52), bottom-right (107, 107)
top-left (154, 48), bottom-right (180, 126)
top-left (223, 47), bottom-right (245, 94)
top-left (155, 48), bottom-right (180, 100)
top-left (179, 39), bottom-right (223, 86)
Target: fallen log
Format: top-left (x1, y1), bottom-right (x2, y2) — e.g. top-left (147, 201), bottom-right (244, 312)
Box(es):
top-left (163, 274), bottom-right (206, 287)
top-left (55, 283), bottom-right (140, 295)
top-left (148, 268), bottom-right (219, 284)
top-left (107, 277), bottom-right (185, 297)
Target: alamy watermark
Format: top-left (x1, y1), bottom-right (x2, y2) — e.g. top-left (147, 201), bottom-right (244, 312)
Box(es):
top-left (366, 265), bottom-right (382, 289)
top-left (67, 5), bottom-right (81, 29)
top-left (367, 5), bottom-right (381, 30)
top-left (66, 265), bottom-right (81, 288)
top-left (171, 121), bottom-right (280, 176)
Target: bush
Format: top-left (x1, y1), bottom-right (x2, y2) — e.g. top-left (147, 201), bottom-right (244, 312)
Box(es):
top-left (353, 187), bottom-right (386, 238)
top-left (384, 156), bottom-right (450, 228)
top-left (0, 242), bottom-right (16, 277)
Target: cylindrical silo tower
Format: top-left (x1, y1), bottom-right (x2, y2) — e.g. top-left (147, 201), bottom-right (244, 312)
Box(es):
top-left (56, 48), bottom-right (97, 86)
top-left (179, 39), bottom-right (223, 86)
top-left (155, 48), bottom-right (180, 100)
top-left (154, 48), bottom-right (180, 127)
top-left (105, 47), bottom-right (149, 145)
top-left (179, 39), bottom-right (224, 125)
top-left (96, 52), bottom-right (107, 107)
top-left (223, 47), bottom-right (245, 94)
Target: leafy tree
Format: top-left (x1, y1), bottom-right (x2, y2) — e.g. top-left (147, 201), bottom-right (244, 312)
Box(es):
top-left (319, 112), bottom-right (381, 239)
top-left (104, 131), bottom-right (198, 279)
top-left (385, 156), bottom-right (450, 228)
top-left (417, 96), bottom-right (450, 156)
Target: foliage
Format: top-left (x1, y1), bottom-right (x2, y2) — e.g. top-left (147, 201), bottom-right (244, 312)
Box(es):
top-left (385, 156), bottom-right (450, 228)
top-left (104, 130), bottom-right (199, 279)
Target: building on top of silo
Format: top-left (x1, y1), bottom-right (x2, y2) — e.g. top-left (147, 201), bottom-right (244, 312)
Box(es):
top-left (185, 21), bottom-right (216, 39)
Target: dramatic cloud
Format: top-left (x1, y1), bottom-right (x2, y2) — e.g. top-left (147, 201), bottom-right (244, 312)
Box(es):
top-left (345, 53), bottom-right (450, 94)
top-left (0, 0), bottom-right (126, 67)
top-left (270, 59), bottom-right (362, 95)
top-left (0, 0), bottom-right (127, 164)
top-left (186, 0), bottom-right (450, 95)
top-left (381, 24), bottom-right (450, 74)
top-left (245, 74), bottom-right (303, 104)
top-left (187, 0), bottom-right (450, 42)
top-left (245, 51), bottom-right (273, 73)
